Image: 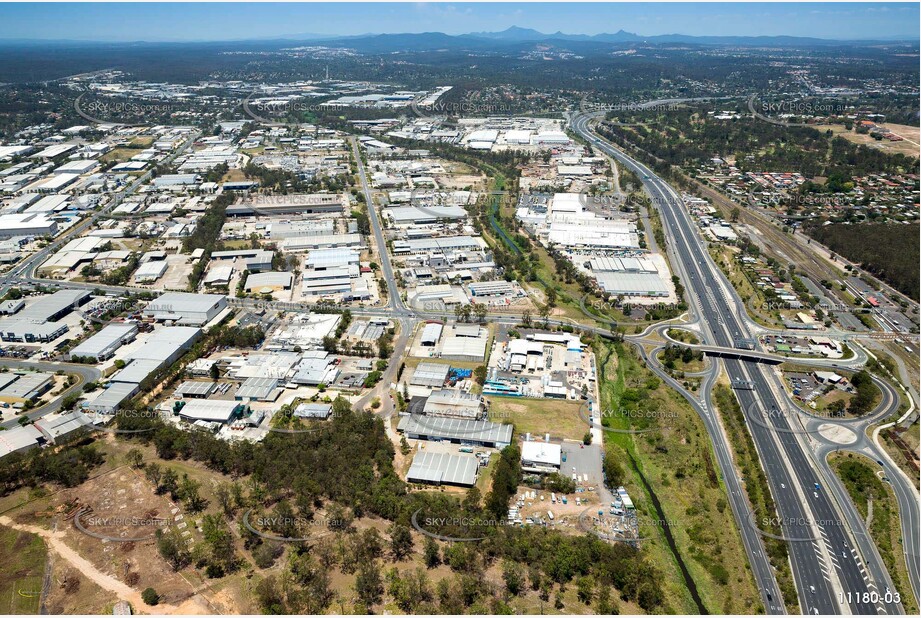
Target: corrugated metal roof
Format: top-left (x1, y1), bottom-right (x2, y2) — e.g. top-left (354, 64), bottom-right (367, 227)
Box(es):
top-left (70, 322), bottom-right (137, 358)
top-left (18, 289), bottom-right (89, 322)
top-left (453, 324), bottom-right (482, 337)
top-left (421, 322), bottom-right (443, 344)
top-left (0, 424), bottom-right (42, 457)
top-left (293, 403), bottom-right (332, 418)
top-left (176, 380), bottom-right (216, 397)
top-left (111, 358), bottom-right (162, 385)
top-left (179, 400), bottom-right (241, 422)
top-left (410, 361), bottom-right (450, 386)
top-left (407, 451), bottom-right (478, 486)
top-left (0, 372), bottom-right (53, 399)
top-left (85, 382), bottom-right (139, 412)
top-left (398, 415), bottom-right (512, 445)
top-left (33, 411), bottom-right (86, 442)
top-left (244, 271), bottom-right (293, 290)
top-left (441, 335), bottom-right (487, 360)
top-left (235, 376), bottom-right (279, 400)
top-left (594, 271), bottom-right (670, 295)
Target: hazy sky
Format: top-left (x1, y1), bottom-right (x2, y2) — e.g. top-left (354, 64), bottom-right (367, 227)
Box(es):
top-left (0, 2), bottom-right (917, 42)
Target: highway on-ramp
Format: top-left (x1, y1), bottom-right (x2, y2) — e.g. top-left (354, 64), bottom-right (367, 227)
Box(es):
top-left (572, 110), bottom-right (905, 615)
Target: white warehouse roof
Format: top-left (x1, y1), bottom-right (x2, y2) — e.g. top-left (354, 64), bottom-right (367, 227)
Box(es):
top-left (179, 400), bottom-right (242, 423)
top-left (521, 440), bottom-right (562, 467)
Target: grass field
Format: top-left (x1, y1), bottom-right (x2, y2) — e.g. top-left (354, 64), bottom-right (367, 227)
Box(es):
top-left (712, 383), bottom-right (798, 610)
top-left (813, 123), bottom-right (920, 158)
top-left (221, 239), bottom-right (255, 250)
top-left (221, 168), bottom-right (249, 183)
top-left (100, 148), bottom-right (138, 163)
top-left (595, 340), bottom-right (762, 614)
top-left (708, 244), bottom-right (786, 328)
top-left (487, 396), bottom-right (586, 441)
top-left (667, 329), bottom-right (700, 345)
top-left (831, 453), bottom-right (919, 614)
top-left (881, 421), bottom-right (921, 491)
top-left (128, 136), bottom-right (155, 148)
top-left (0, 526), bottom-right (47, 615)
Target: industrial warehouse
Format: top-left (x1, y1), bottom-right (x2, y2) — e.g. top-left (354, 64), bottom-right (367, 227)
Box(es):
top-left (0, 12), bottom-right (912, 617)
top-left (411, 322), bottom-right (491, 362)
top-left (483, 331), bottom-right (596, 400)
top-left (406, 451), bottom-right (480, 487)
top-left (68, 322), bottom-right (138, 361)
top-left (0, 289), bottom-right (89, 343)
top-left (143, 292), bottom-right (229, 326)
top-left (397, 415), bottom-right (513, 450)
top-left (516, 192), bottom-right (675, 304)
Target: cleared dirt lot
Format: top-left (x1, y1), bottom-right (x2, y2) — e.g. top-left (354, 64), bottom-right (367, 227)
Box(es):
top-left (5, 465), bottom-right (202, 609)
top-left (814, 123), bottom-right (920, 157)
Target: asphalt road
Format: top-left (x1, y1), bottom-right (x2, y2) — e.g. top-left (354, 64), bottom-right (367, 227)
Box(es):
top-left (0, 359), bottom-right (101, 429)
top-left (0, 110), bottom-right (912, 614)
top-left (572, 111), bottom-right (905, 615)
top-left (571, 111), bottom-right (786, 613)
top-left (349, 135), bottom-right (404, 313)
top-left (807, 371), bottom-right (921, 606)
top-left (0, 130), bottom-right (200, 298)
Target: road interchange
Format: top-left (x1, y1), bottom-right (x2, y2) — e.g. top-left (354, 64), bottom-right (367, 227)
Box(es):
top-left (571, 110), bottom-right (912, 615)
top-left (0, 108), bottom-right (914, 616)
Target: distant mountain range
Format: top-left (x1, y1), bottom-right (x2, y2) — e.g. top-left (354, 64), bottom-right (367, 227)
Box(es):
top-left (1, 26), bottom-right (916, 49)
top-left (272, 25), bottom-right (918, 53)
top-left (466, 25), bottom-right (916, 45)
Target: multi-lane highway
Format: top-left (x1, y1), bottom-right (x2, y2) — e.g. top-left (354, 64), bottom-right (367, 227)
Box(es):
top-left (572, 111), bottom-right (907, 615)
top-left (0, 110), bottom-right (913, 615)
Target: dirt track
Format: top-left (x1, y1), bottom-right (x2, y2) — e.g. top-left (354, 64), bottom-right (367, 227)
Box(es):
top-left (0, 516), bottom-right (211, 615)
